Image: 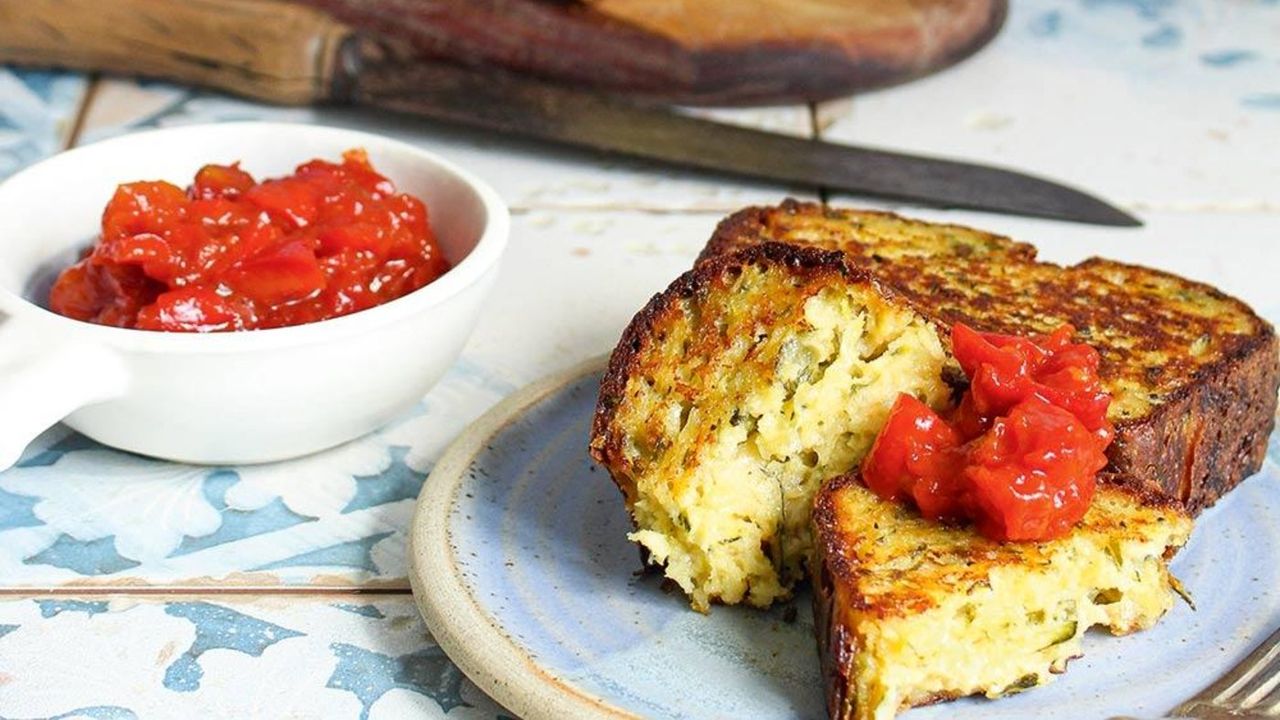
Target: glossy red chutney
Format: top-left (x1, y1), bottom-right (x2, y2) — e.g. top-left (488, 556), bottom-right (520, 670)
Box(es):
top-left (861, 323), bottom-right (1114, 542)
top-left (49, 149), bottom-right (448, 332)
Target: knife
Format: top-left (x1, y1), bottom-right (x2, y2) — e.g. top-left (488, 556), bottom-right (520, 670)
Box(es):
top-left (0, 0), bottom-right (1139, 226)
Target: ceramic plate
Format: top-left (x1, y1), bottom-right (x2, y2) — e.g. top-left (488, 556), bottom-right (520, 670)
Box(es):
top-left (409, 358), bottom-right (1280, 720)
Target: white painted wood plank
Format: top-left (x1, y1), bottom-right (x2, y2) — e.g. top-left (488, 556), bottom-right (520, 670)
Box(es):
top-left (817, 0), bottom-right (1280, 212)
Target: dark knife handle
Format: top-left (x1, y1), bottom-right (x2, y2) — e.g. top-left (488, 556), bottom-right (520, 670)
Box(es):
top-left (0, 0), bottom-right (352, 105)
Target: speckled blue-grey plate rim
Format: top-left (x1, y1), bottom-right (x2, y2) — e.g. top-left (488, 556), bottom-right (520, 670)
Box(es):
top-left (408, 357), bottom-right (1280, 720)
top-left (409, 355), bottom-right (631, 720)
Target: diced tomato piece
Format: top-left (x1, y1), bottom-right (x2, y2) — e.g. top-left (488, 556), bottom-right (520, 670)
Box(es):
top-left (318, 222), bottom-right (391, 257)
top-left (134, 288), bottom-right (249, 332)
top-left (860, 392), bottom-right (962, 504)
top-left (244, 178), bottom-right (319, 229)
top-left (96, 232), bottom-right (169, 264)
top-left (190, 163), bottom-right (255, 200)
top-left (49, 262), bottom-right (163, 327)
top-left (951, 323), bottom-right (1037, 417)
top-left (101, 181), bottom-right (188, 241)
top-left (963, 397), bottom-right (1106, 541)
top-left (224, 241), bottom-right (326, 306)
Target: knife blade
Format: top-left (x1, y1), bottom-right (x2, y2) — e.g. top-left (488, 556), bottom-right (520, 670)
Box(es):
top-left (0, 0), bottom-right (1139, 227)
top-left (347, 41), bottom-right (1139, 226)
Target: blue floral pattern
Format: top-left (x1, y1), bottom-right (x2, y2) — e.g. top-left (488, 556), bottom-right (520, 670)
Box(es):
top-left (0, 597), bottom-right (511, 719)
top-left (0, 368), bottom-right (508, 587)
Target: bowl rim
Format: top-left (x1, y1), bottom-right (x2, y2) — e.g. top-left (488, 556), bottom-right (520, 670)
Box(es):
top-left (0, 121), bottom-right (510, 354)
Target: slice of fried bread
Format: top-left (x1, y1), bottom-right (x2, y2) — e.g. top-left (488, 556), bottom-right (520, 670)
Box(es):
top-left (590, 243), bottom-right (953, 610)
top-left (701, 201), bottom-right (1279, 514)
top-left (812, 474), bottom-right (1191, 720)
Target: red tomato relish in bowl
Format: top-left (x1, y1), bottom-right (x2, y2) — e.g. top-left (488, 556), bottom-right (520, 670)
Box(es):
top-left (861, 323), bottom-right (1115, 542)
top-left (49, 149), bottom-right (449, 332)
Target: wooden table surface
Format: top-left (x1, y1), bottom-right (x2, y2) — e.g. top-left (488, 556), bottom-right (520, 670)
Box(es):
top-left (0, 1), bottom-right (1277, 717)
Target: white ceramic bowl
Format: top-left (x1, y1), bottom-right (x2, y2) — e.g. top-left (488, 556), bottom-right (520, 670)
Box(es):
top-left (0, 122), bottom-right (508, 468)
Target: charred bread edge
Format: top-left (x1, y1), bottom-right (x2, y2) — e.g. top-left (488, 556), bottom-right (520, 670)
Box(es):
top-left (1069, 257), bottom-right (1279, 513)
top-left (811, 471), bottom-right (863, 720)
top-left (1106, 327), bottom-right (1278, 514)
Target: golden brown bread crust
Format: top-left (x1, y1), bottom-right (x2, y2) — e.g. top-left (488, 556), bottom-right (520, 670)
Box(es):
top-left (810, 474), bottom-right (864, 720)
top-left (811, 474), bottom-right (1191, 719)
top-left (699, 198), bottom-right (1039, 267)
top-left (589, 241), bottom-right (898, 510)
top-left (1103, 320), bottom-right (1278, 514)
top-left (809, 477), bottom-right (1182, 619)
top-left (701, 200), bottom-right (1280, 515)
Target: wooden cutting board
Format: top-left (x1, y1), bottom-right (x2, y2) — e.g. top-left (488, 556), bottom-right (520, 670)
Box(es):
top-left (294, 0), bottom-right (1007, 105)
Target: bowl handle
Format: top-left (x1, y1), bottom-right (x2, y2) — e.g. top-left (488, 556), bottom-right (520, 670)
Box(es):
top-left (0, 316), bottom-right (129, 470)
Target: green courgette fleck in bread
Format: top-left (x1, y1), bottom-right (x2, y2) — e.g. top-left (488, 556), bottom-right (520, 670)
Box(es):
top-left (590, 243), bottom-right (952, 611)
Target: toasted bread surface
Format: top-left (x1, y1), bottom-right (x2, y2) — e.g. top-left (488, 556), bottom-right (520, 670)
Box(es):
top-left (812, 474), bottom-right (1192, 720)
top-left (700, 200), bottom-right (1038, 267)
top-left (702, 201), bottom-right (1280, 513)
top-left (590, 243), bottom-right (952, 610)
